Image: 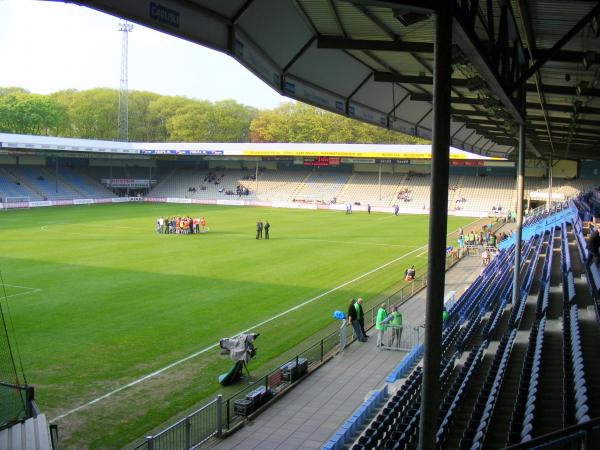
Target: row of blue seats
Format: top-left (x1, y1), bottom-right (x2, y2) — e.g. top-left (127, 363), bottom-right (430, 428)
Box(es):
top-left (509, 234), bottom-right (545, 328)
top-left (324, 386), bottom-right (388, 450)
top-left (351, 232), bottom-right (543, 450)
top-left (353, 368), bottom-right (423, 449)
top-left (450, 243), bottom-right (512, 322)
top-left (518, 317), bottom-right (546, 442)
top-left (561, 223), bottom-right (577, 302)
top-left (446, 233), bottom-right (544, 449)
top-left (354, 355), bottom-right (459, 450)
top-left (436, 340), bottom-right (488, 447)
top-left (507, 316), bottom-right (546, 445)
top-left (385, 344), bottom-right (424, 383)
top-left (459, 329), bottom-right (518, 449)
top-left (482, 296), bottom-right (507, 340)
top-left (384, 359), bottom-right (456, 450)
top-left (570, 220), bottom-right (600, 316)
top-left (535, 232), bottom-right (553, 317)
top-left (454, 244), bottom-right (515, 327)
top-left (565, 305), bottom-right (591, 425)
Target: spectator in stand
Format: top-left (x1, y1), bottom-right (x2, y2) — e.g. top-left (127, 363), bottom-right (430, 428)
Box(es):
top-left (347, 299), bottom-right (366, 342)
top-left (382, 306), bottom-right (403, 348)
top-left (355, 298), bottom-right (367, 339)
top-left (375, 303), bottom-right (388, 348)
top-left (587, 228), bottom-right (600, 268)
top-left (481, 249), bottom-right (490, 266)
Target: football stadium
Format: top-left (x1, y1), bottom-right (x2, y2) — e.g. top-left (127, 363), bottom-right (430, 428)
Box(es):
top-left (1, 1), bottom-right (600, 450)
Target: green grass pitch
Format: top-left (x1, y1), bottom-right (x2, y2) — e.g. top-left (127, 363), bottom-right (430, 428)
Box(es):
top-left (0, 203), bottom-right (474, 449)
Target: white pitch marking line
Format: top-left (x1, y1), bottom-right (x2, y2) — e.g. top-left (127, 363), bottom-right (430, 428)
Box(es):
top-left (1, 283), bottom-right (41, 291)
top-left (1, 290), bottom-right (42, 300)
top-left (50, 243), bottom-right (426, 422)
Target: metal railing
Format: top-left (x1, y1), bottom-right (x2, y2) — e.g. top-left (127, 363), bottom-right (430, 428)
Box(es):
top-left (132, 396), bottom-right (221, 450)
top-left (0, 381), bottom-right (35, 430)
top-left (379, 324), bottom-right (423, 352)
top-left (504, 416), bottom-right (600, 450)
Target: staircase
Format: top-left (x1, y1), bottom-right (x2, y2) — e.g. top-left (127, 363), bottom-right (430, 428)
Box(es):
top-left (335, 172), bottom-right (355, 201)
top-left (0, 414), bottom-right (52, 450)
top-left (482, 341), bottom-right (527, 449)
top-left (289, 171), bottom-right (312, 201)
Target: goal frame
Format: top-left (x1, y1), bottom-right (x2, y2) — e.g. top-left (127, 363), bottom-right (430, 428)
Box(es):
top-left (1, 196), bottom-right (31, 211)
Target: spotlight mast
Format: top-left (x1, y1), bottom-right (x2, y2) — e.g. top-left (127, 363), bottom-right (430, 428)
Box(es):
top-left (118, 21), bottom-right (133, 142)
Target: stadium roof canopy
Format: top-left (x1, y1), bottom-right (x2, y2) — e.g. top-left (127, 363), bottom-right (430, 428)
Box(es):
top-left (65, 0), bottom-right (600, 161)
top-left (0, 132), bottom-right (504, 160)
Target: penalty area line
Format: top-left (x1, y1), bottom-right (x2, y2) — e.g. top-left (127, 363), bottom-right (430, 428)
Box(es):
top-left (0, 284), bottom-right (42, 300)
top-left (50, 243), bottom-right (426, 423)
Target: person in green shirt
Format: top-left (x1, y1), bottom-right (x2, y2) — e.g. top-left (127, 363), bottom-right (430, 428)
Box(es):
top-left (442, 307), bottom-right (449, 322)
top-left (354, 298), bottom-right (367, 339)
top-left (382, 306), bottom-right (403, 348)
top-left (376, 303), bottom-right (388, 348)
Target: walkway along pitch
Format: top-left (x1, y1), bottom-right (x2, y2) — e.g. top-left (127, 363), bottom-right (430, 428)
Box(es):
top-left (210, 254), bottom-right (484, 450)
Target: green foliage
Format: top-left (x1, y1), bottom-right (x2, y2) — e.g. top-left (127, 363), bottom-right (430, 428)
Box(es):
top-left (0, 91), bottom-right (68, 135)
top-left (250, 102), bottom-right (429, 144)
top-left (0, 86), bottom-right (427, 144)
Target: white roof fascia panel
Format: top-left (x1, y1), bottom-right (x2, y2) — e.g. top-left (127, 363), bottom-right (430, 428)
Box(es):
top-left (232, 28), bottom-right (282, 90)
top-left (283, 75), bottom-right (346, 114)
top-left (237, 0), bottom-right (314, 68)
top-left (351, 79), bottom-right (405, 115)
top-left (289, 45), bottom-right (371, 98)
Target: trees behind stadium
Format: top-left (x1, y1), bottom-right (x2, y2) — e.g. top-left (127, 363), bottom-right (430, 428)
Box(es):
top-left (0, 86), bottom-right (426, 144)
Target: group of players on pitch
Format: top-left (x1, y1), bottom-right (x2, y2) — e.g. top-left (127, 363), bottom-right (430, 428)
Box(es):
top-left (156, 216), bottom-right (207, 234)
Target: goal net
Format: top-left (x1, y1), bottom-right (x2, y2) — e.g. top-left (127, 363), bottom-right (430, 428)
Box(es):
top-left (1, 197), bottom-right (31, 211)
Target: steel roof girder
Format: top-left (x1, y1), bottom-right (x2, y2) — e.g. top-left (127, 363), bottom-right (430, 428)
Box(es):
top-left (453, 0), bottom-right (528, 125)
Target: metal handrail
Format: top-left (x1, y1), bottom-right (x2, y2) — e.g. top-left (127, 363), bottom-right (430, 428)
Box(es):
top-left (503, 416), bottom-right (600, 450)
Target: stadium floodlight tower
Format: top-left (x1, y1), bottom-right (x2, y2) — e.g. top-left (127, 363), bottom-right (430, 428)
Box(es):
top-left (117, 21), bottom-right (133, 142)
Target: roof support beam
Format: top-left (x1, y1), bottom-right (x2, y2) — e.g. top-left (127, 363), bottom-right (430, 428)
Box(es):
top-left (509, 2), bottom-right (600, 94)
top-left (373, 72), bottom-right (468, 87)
top-left (528, 116), bottom-right (600, 127)
top-left (516, 0), bottom-right (555, 157)
top-left (373, 71), bottom-right (600, 97)
top-left (344, 0), bottom-right (437, 14)
top-left (328, 0), bottom-right (348, 38)
top-left (453, 0), bottom-right (528, 125)
top-left (317, 36), bottom-right (434, 52)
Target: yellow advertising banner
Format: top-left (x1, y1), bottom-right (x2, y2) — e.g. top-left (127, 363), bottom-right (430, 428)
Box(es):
top-left (241, 149), bottom-right (501, 159)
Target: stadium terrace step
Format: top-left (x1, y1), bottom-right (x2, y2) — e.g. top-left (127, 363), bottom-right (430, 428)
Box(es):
top-left (482, 340), bottom-right (527, 449)
top-left (0, 414), bottom-right (51, 450)
top-left (579, 320), bottom-right (600, 418)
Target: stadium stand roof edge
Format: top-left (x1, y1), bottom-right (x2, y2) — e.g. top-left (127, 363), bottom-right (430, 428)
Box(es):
top-left (0, 132), bottom-right (504, 159)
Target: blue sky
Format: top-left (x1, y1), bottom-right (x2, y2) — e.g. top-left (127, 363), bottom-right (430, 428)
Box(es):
top-left (0, 0), bottom-right (289, 109)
